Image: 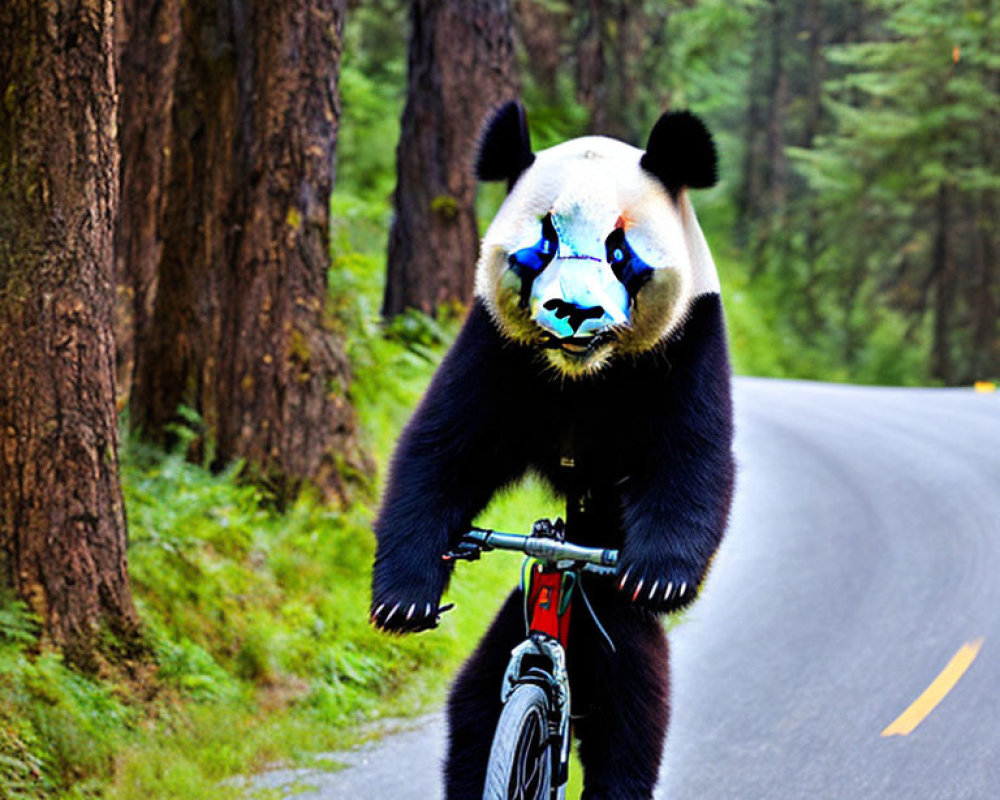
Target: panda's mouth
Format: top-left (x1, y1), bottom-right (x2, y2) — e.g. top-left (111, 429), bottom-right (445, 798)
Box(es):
top-left (540, 332), bottom-right (614, 359)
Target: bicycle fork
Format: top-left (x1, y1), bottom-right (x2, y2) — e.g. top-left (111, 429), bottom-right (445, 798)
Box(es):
top-left (501, 560), bottom-right (579, 791)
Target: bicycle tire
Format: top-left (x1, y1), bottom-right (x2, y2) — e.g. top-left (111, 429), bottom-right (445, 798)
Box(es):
top-left (482, 683), bottom-right (557, 800)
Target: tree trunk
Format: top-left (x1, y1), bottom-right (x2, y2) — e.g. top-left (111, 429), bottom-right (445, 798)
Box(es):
top-left (513, 0), bottom-right (567, 102)
top-left (735, 20), bottom-right (768, 245)
top-left (970, 192), bottom-right (997, 380)
top-left (128, 0), bottom-right (235, 454)
top-left (0, 0), bottom-right (140, 668)
top-left (574, 0), bottom-right (607, 134)
top-left (571, 0), bottom-right (642, 142)
top-left (383, 0), bottom-right (518, 318)
top-left (763, 0), bottom-right (789, 210)
top-left (801, 0), bottom-right (825, 150)
top-left (213, 0), bottom-right (367, 505)
top-left (930, 184), bottom-right (954, 384)
top-left (129, 0), bottom-right (368, 504)
top-left (114, 0), bottom-right (182, 408)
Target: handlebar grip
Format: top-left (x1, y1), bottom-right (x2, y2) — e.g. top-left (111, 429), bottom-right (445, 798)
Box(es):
top-left (462, 528), bottom-right (618, 568)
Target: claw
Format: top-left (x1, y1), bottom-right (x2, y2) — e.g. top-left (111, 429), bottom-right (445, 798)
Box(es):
top-left (679, 583), bottom-right (687, 596)
top-left (374, 603), bottom-right (385, 619)
top-left (385, 602), bottom-right (400, 624)
top-left (632, 578), bottom-right (644, 602)
top-left (618, 567), bottom-right (631, 591)
top-left (649, 580), bottom-right (659, 600)
top-left (425, 603), bottom-right (432, 618)
top-left (406, 603), bottom-right (415, 621)
top-left (664, 582), bottom-right (673, 600)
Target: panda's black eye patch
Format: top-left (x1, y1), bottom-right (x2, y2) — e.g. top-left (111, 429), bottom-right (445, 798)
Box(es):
top-left (605, 229), bottom-right (654, 298)
top-left (507, 213), bottom-right (559, 307)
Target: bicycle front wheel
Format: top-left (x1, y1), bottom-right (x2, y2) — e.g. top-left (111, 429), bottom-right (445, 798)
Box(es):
top-left (483, 682), bottom-right (556, 800)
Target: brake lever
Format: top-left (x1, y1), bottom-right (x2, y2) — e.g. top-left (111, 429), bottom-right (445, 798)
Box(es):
top-left (530, 517), bottom-right (565, 541)
top-left (441, 541), bottom-right (483, 562)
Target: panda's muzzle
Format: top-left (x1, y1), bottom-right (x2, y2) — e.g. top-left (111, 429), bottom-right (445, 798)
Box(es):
top-left (528, 255), bottom-right (629, 345)
top-left (537, 299), bottom-right (614, 355)
top-left (506, 213), bottom-right (640, 353)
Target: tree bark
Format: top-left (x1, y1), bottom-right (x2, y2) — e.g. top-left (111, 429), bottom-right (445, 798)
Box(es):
top-left (735, 20), bottom-right (768, 246)
top-left (763, 0), bottom-right (789, 210)
top-left (574, 0), bottom-right (607, 134)
top-left (0, 0), bottom-right (140, 667)
top-left (801, 0), bottom-right (826, 150)
top-left (513, 0), bottom-right (567, 102)
top-left (383, 0), bottom-right (518, 318)
top-left (213, 0), bottom-right (366, 505)
top-left (129, 0), bottom-right (368, 504)
top-left (128, 0), bottom-right (235, 455)
top-left (930, 184), bottom-right (954, 384)
top-left (114, 0), bottom-right (182, 408)
top-left (572, 0), bottom-right (643, 142)
top-left (969, 192), bottom-right (997, 381)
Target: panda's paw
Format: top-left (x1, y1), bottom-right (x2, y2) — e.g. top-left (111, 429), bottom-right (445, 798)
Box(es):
top-left (614, 560), bottom-right (701, 614)
top-left (370, 596), bottom-right (453, 634)
top-left (370, 558), bottom-right (452, 634)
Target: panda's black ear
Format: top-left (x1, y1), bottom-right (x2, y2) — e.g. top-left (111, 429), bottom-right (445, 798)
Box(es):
top-left (476, 101), bottom-right (535, 191)
top-left (640, 111), bottom-right (717, 194)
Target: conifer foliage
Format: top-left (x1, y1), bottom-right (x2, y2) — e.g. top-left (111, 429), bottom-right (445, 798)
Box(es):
top-left (738, 0), bottom-right (1000, 383)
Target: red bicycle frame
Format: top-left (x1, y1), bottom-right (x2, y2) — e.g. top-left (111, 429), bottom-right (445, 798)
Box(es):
top-left (524, 564), bottom-right (575, 646)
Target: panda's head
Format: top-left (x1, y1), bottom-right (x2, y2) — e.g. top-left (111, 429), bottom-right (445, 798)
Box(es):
top-left (474, 102), bottom-right (720, 378)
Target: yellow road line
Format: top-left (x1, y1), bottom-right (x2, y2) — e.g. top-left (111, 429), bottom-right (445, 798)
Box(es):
top-left (881, 638), bottom-right (984, 737)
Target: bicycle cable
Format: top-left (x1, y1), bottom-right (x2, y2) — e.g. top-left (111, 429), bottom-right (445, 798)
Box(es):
top-left (577, 577), bottom-right (616, 654)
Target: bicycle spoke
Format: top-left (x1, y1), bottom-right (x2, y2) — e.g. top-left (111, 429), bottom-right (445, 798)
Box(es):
top-left (488, 683), bottom-right (558, 800)
top-left (523, 717), bottom-right (540, 797)
top-left (509, 708), bottom-right (546, 800)
top-left (513, 715), bottom-right (531, 799)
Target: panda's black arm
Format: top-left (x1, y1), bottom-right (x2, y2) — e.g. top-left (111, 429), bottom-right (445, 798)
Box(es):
top-left (615, 293), bottom-right (735, 614)
top-left (370, 301), bottom-right (530, 633)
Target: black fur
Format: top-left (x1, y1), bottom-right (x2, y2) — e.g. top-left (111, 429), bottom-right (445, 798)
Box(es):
top-left (475, 101), bottom-right (535, 190)
top-left (640, 111), bottom-right (718, 194)
top-left (371, 294), bottom-right (734, 797)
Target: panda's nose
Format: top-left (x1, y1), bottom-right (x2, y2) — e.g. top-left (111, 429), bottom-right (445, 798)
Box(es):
top-left (541, 299), bottom-right (606, 335)
top-left (529, 257), bottom-right (629, 340)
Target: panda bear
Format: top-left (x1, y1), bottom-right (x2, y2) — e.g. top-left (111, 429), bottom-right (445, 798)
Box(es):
top-left (370, 102), bottom-right (734, 799)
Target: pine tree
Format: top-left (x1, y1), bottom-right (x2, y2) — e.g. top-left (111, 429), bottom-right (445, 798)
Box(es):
top-left (790, 0), bottom-right (1000, 383)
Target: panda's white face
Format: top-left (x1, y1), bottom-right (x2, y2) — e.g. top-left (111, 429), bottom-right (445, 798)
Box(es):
top-left (476, 136), bottom-right (720, 377)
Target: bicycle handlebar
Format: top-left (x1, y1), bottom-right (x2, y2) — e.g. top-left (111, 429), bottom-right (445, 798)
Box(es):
top-left (460, 528), bottom-right (618, 574)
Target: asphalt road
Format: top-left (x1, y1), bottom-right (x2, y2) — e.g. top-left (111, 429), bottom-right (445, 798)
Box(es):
top-left (265, 378), bottom-right (1000, 799)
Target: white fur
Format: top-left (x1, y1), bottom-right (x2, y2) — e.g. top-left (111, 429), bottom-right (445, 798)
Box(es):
top-left (475, 135), bottom-right (720, 343)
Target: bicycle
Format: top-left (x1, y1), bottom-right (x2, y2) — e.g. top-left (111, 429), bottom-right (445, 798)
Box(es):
top-left (443, 518), bottom-right (619, 800)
